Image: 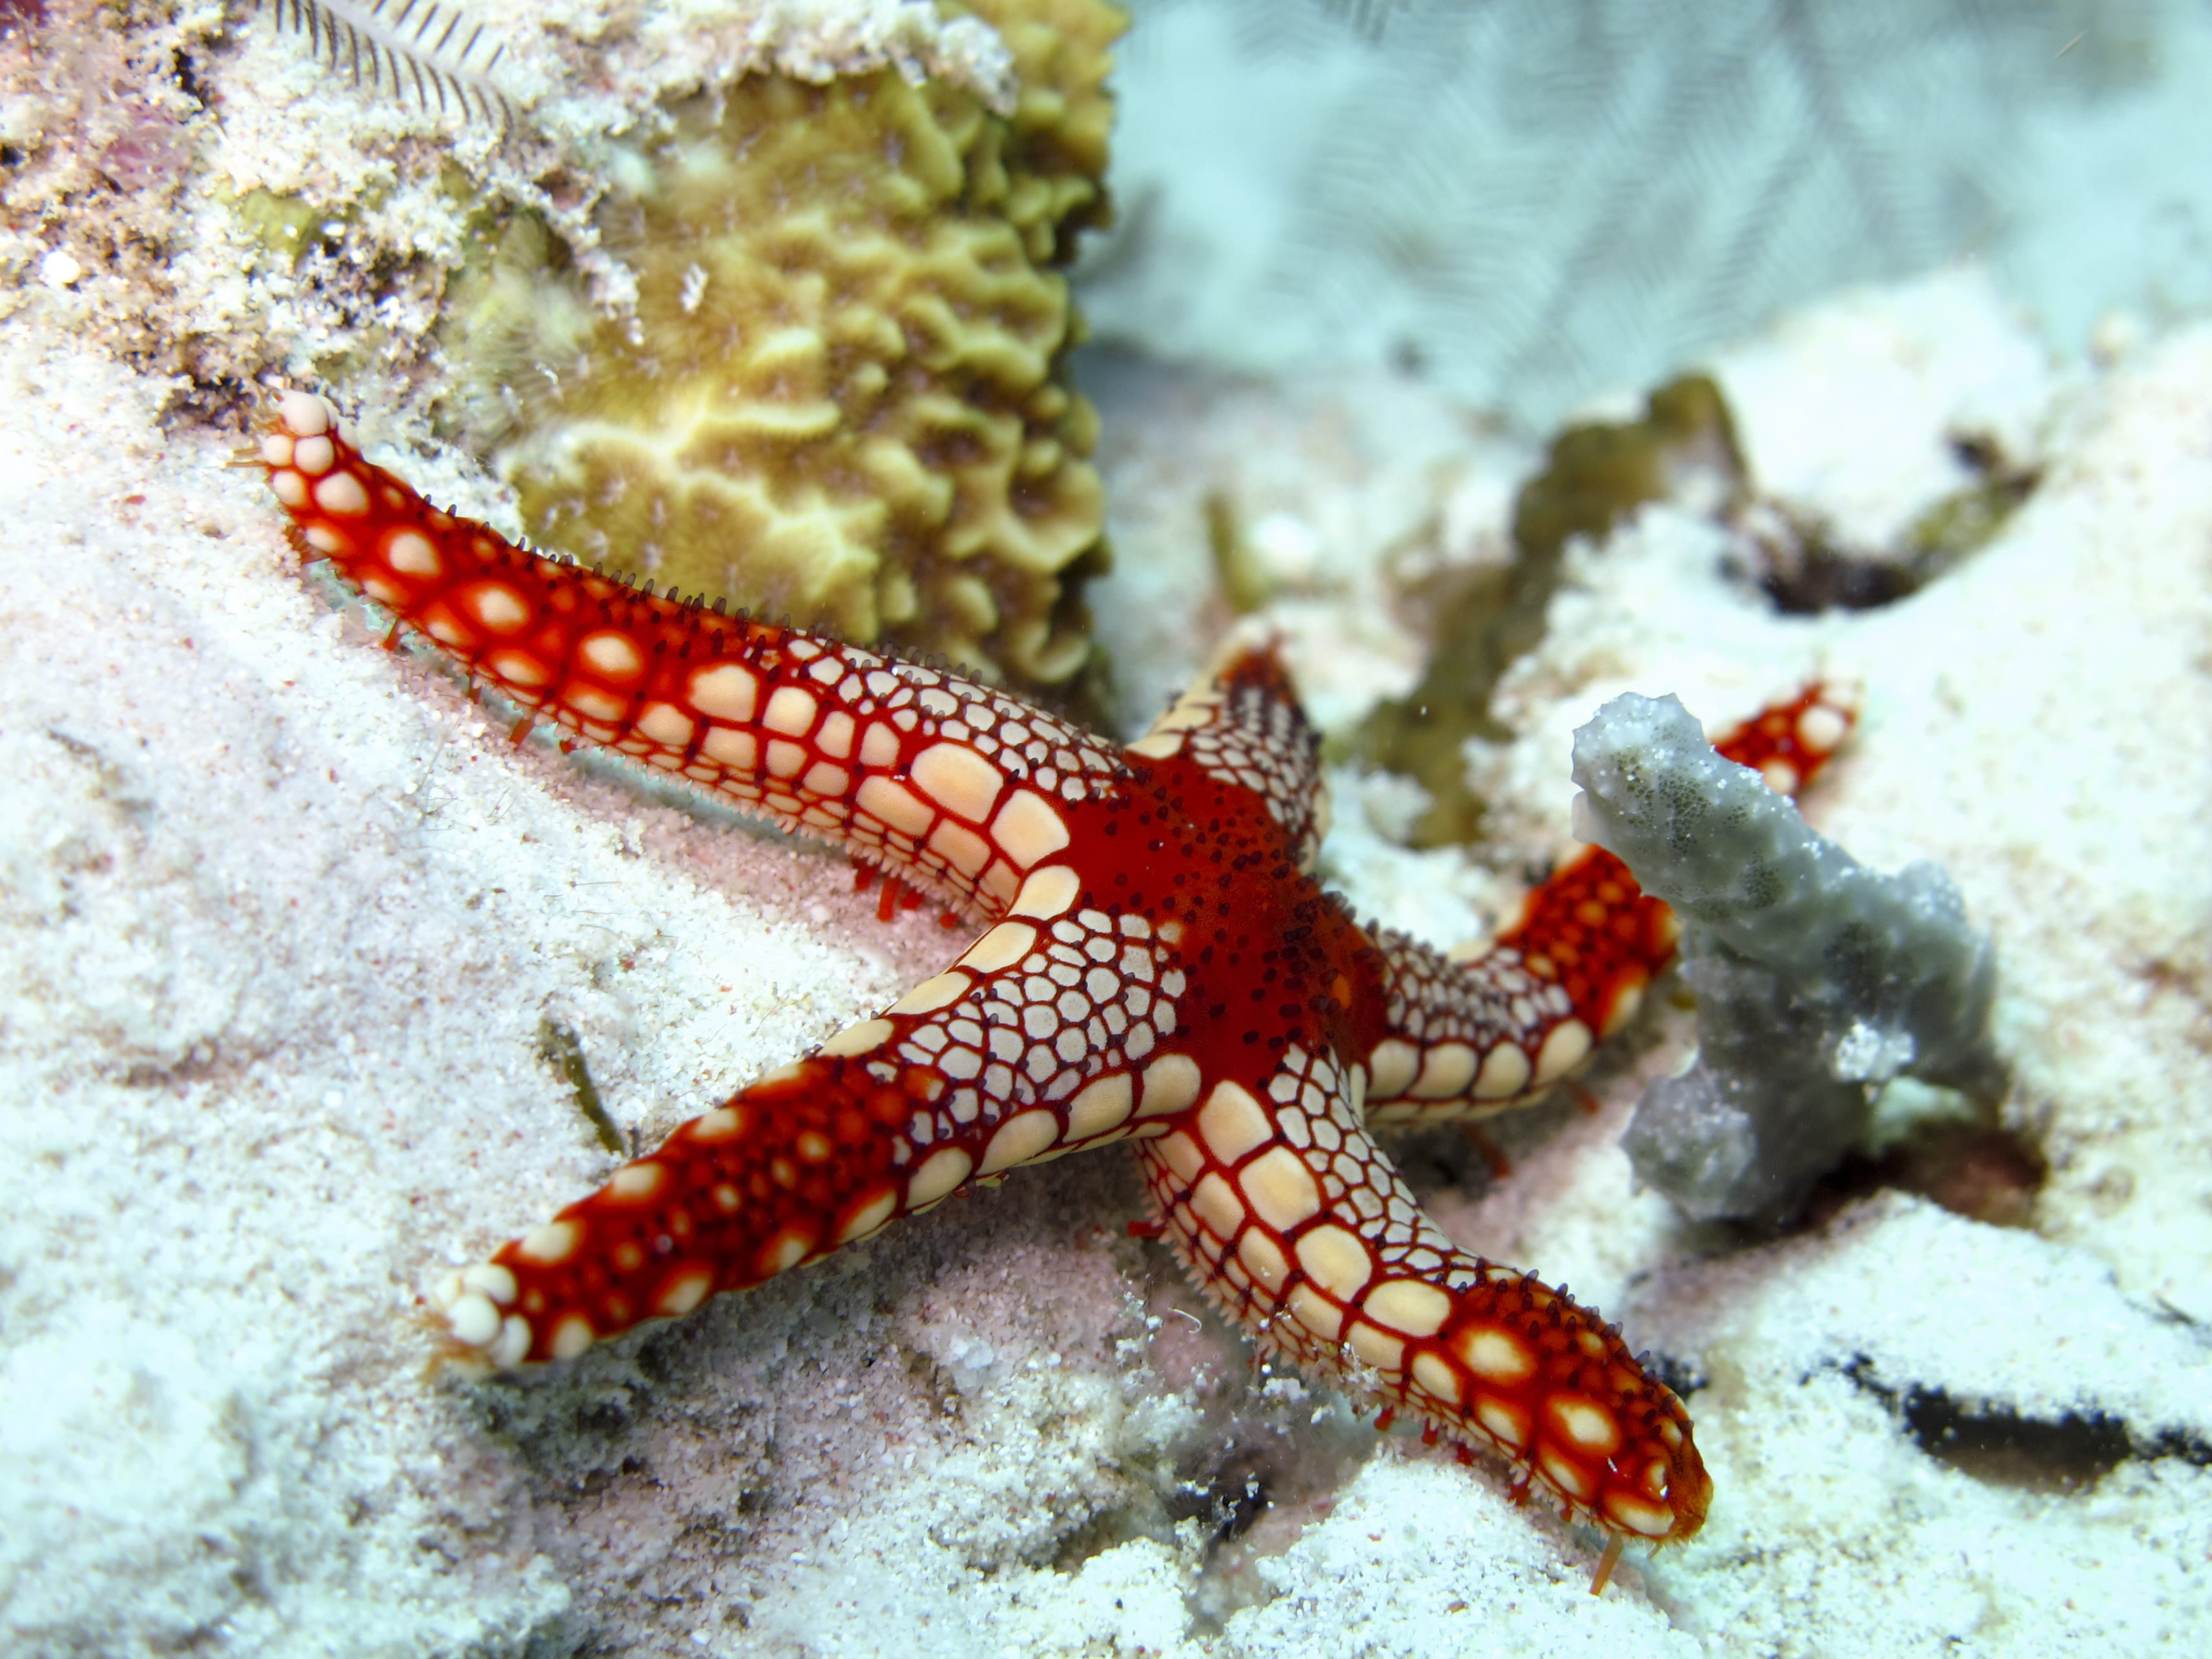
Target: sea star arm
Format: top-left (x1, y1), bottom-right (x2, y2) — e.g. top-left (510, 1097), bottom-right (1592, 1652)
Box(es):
top-left (431, 887), bottom-right (1194, 1367)
top-left (1364, 682), bottom-right (1859, 1125)
top-left (253, 392), bottom-right (1125, 924)
top-left (1133, 1044), bottom-right (1712, 1544)
top-left (1126, 629), bottom-right (1331, 873)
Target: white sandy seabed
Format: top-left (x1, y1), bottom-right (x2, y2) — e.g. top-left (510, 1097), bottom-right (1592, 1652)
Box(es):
top-left (3, 248), bottom-right (2211, 1658)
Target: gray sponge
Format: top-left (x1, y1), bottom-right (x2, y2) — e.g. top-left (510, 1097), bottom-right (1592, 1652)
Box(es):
top-left (1570, 693), bottom-right (1997, 1222)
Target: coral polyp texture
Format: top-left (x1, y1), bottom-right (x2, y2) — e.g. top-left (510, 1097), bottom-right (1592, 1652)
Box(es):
top-left (438, 0), bottom-right (1123, 697)
top-left (1572, 691), bottom-right (1998, 1222)
top-left (232, 389), bottom-right (1889, 1562)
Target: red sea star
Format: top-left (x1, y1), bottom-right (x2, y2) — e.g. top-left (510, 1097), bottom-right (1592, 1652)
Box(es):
top-left (252, 391), bottom-right (1853, 1567)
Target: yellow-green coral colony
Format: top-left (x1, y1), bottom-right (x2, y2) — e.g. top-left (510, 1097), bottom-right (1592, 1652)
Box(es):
top-left (436, 1), bottom-right (1125, 698)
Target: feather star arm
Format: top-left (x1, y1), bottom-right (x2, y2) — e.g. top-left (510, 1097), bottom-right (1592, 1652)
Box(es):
top-left (252, 391), bottom-right (1725, 1555)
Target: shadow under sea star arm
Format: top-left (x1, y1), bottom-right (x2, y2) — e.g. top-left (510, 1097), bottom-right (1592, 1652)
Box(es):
top-left (254, 392), bottom-right (1127, 924)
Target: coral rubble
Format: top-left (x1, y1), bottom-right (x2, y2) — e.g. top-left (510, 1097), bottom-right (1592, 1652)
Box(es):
top-left (1570, 691), bottom-right (1998, 1222)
